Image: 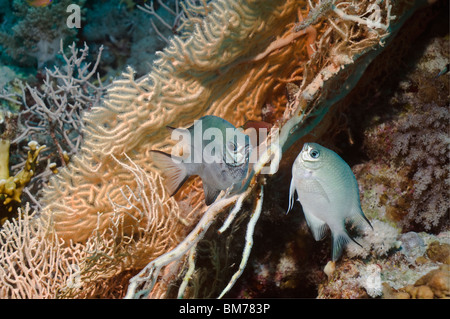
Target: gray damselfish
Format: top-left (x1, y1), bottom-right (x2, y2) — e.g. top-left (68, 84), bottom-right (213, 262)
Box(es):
top-left (152, 115), bottom-right (252, 205)
top-left (287, 142), bottom-right (372, 261)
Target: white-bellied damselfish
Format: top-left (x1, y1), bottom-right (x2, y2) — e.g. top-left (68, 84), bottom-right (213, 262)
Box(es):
top-left (152, 115), bottom-right (252, 205)
top-left (287, 143), bottom-right (372, 261)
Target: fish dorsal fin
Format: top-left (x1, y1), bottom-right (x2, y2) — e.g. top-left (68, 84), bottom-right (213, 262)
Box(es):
top-left (303, 209), bottom-right (328, 241)
top-left (203, 183), bottom-right (221, 206)
top-left (151, 150), bottom-right (188, 196)
top-left (297, 179), bottom-right (330, 203)
top-left (286, 177), bottom-right (296, 214)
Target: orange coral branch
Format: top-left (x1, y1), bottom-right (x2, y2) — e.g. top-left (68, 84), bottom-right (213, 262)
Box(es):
top-left (250, 26), bottom-right (316, 62)
top-left (250, 6), bottom-right (317, 63)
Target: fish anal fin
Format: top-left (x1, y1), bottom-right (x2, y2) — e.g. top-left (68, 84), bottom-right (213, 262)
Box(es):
top-left (331, 229), bottom-right (362, 261)
top-left (151, 150), bottom-right (188, 196)
top-left (331, 231), bottom-right (352, 261)
top-left (349, 204), bottom-right (373, 231)
top-left (303, 209), bottom-right (328, 241)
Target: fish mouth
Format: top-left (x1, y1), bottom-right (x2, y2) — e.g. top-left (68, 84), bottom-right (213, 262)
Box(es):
top-left (300, 143), bottom-right (311, 161)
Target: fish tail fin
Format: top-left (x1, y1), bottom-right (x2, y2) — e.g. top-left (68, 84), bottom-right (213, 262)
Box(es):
top-left (332, 229), bottom-right (361, 261)
top-left (286, 177), bottom-right (296, 214)
top-left (151, 150), bottom-right (188, 196)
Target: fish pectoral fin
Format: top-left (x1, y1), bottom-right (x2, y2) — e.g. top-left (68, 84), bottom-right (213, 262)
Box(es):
top-left (286, 178), bottom-right (296, 214)
top-left (151, 150), bottom-right (188, 196)
top-left (297, 179), bottom-right (330, 203)
top-left (303, 209), bottom-right (328, 241)
top-left (203, 184), bottom-right (221, 206)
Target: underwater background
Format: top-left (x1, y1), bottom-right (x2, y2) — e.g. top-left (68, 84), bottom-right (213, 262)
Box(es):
top-left (0, 0), bottom-right (448, 299)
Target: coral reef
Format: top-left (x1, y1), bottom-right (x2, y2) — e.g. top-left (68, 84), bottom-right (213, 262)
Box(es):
top-left (14, 42), bottom-right (106, 161)
top-left (43, 0), bottom-right (403, 240)
top-left (317, 231), bottom-right (450, 299)
top-left (0, 0), bottom-right (86, 68)
top-left (357, 99), bottom-right (449, 232)
top-left (0, 0), bottom-right (447, 300)
top-left (82, 0), bottom-right (179, 77)
top-left (42, 0), bottom-right (436, 299)
top-left (0, 42), bottom-right (108, 213)
top-left (315, 0), bottom-right (449, 299)
top-left (41, 0), bottom-right (314, 245)
top-left (337, 0), bottom-right (449, 234)
top-left (383, 235), bottom-right (450, 299)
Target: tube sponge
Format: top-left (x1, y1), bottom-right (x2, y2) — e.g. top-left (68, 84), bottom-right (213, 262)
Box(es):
top-left (0, 139), bottom-right (10, 180)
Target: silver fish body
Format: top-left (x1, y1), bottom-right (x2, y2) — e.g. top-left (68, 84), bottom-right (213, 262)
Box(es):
top-left (152, 115), bottom-right (252, 205)
top-left (287, 143), bottom-right (372, 261)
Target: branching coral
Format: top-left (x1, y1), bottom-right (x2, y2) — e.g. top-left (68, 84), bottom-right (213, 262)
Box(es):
top-left (0, 41), bottom-right (108, 209)
top-left (0, 204), bottom-right (80, 298)
top-left (11, 42), bottom-right (106, 161)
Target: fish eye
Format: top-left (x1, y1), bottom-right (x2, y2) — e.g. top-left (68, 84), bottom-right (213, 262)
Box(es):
top-left (228, 141), bottom-right (238, 152)
top-left (309, 149), bottom-right (320, 159)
